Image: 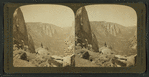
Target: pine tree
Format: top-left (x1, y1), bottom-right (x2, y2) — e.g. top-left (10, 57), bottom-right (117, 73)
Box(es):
top-left (41, 43), bottom-right (43, 48)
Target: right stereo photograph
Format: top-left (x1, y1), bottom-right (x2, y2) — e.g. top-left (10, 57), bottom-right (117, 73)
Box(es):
top-left (75, 4), bottom-right (137, 67)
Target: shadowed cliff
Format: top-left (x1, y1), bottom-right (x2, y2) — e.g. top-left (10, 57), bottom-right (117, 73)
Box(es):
top-left (75, 7), bottom-right (99, 52)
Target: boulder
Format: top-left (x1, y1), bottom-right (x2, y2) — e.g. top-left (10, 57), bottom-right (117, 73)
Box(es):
top-left (48, 57), bottom-right (63, 67)
top-left (38, 60), bottom-right (51, 67)
top-left (35, 47), bottom-right (50, 56)
top-left (113, 54), bottom-right (137, 67)
top-left (75, 6), bottom-right (99, 52)
top-left (13, 50), bottom-right (28, 61)
top-left (81, 51), bottom-right (90, 59)
top-left (51, 55), bottom-right (63, 60)
top-left (20, 52), bottom-right (27, 60)
top-left (76, 49), bottom-right (90, 60)
top-left (75, 56), bottom-right (99, 67)
top-left (63, 54), bottom-right (75, 67)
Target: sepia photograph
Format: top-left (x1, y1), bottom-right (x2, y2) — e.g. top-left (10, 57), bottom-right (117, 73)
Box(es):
top-left (75, 4), bottom-right (137, 67)
top-left (3, 2), bottom-right (146, 73)
top-left (13, 4), bottom-right (137, 67)
top-left (13, 4), bottom-right (75, 67)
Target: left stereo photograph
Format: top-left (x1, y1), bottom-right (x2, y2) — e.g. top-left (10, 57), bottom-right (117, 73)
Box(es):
top-left (13, 4), bottom-right (75, 67)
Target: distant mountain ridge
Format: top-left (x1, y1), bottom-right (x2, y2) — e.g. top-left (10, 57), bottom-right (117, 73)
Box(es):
top-left (26, 22), bottom-right (74, 55)
top-left (90, 21), bottom-right (137, 55)
top-left (26, 22), bottom-right (63, 37)
top-left (90, 21), bottom-right (121, 36)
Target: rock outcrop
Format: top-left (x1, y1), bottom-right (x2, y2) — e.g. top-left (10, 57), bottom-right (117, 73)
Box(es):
top-left (113, 54), bottom-right (137, 67)
top-left (42, 23), bottom-right (57, 37)
top-left (13, 8), bottom-right (28, 46)
top-left (35, 47), bottom-right (50, 56)
top-left (13, 8), bottom-right (35, 53)
top-left (63, 54), bottom-right (75, 67)
top-left (75, 49), bottom-right (90, 60)
top-left (75, 7), bottom-right (99, 52)
top-left (103, 22), bottom-right (121, 36)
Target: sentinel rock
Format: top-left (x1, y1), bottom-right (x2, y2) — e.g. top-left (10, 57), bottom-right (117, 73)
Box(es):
top-left (75, 7), bottom-right (99, 52)
top-left (13, 8), bottom-right (35, 53)
top-left (13, 8), bottom-right (28, 46)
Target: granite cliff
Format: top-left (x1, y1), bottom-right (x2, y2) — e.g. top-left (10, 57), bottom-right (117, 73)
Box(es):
top-left (13, 8), bottom-right (35, 53)
top-left (75, 7), bottom-right (99, 52)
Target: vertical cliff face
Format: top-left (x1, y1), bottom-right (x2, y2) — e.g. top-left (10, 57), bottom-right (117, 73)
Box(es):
top-left (42, 23), bottom-right (57, 37)
top-left (13, 8), bottom-right (28, 45)
top-left (13, 8), bottom-right (35, 53)
top-left (105, 23), bottom-right (121, 36)
top-left (90, 21), bottom-right (121, 37)
top-left (75, 7), bottom-right (99, 52)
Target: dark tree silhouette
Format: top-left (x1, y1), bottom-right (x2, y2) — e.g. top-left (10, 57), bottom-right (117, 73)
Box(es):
top-left (105, 42), bottom-right (107, 47)
top-left (41, 43), bottom-right (43, 48)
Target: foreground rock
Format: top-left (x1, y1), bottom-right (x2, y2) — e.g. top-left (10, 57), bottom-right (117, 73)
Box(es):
top-left (13, 50), bottom-right (28, 61)
top-left (75, 56), bottom-right (99, 67)
top-left (75, 49), bottom-right (90, 60)
top-left (113, 54), bottom-right (137, 67)
top-left (13, 58), bottom-right (36, 67)
top-left (63, 54), bottom-right (75, 67)
top-left (35, 47), bottom-right (50, 56)
top-left (75, 48), bottom-right (115, 67)
top-left (13, 47), bottom-right (75, 67)
top-left (75, 6), bottom-right (99, 52)
top-left (13, 50), bottom-right (36, 67)
top-left (50, 54), bottom-right (75, 67)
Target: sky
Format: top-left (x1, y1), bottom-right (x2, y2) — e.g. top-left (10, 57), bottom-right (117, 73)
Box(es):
top-left (20, 4), bottom-right (75, 28)
top-left (85, 4), bottom-right (137, 27)
top-left (19, 4), bottom-right (137, 27)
